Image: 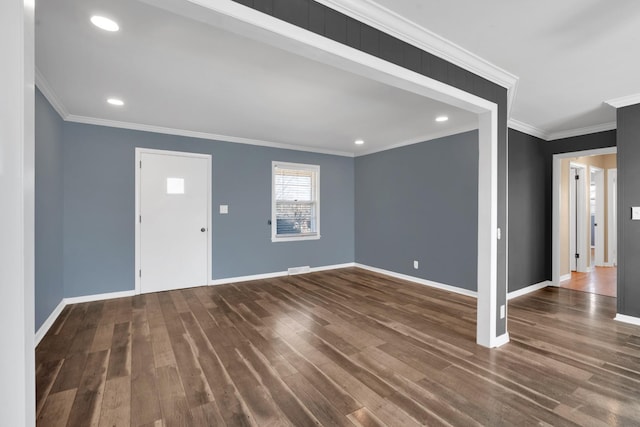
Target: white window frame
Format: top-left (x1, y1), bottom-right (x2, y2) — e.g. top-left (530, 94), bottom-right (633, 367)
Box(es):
top-left (271, 161), bottom-right (320, 242)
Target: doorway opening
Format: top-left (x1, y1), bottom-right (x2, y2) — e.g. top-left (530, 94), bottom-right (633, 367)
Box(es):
top-left (552, 147), bottom-right (617, 297)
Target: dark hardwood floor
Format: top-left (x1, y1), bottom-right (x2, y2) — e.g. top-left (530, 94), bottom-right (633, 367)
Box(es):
top-left (36, 268), bottom-right (640, 426)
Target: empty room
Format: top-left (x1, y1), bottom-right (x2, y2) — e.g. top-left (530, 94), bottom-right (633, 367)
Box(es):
top-left (3, 0), bottom-right (640, 426)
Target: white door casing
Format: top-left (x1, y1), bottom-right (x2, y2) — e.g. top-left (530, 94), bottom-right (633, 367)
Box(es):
top-left (608, 169), bottom-right (618, 266)
top-left (136, 148), bottom-right (211, 294)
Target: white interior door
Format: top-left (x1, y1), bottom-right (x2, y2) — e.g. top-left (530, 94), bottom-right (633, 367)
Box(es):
top-left (138, 150), bottom-right (210, 294)
top-left (569, 165), bottom-right (587, 273)
top-left (570, 167), bottom-right (577, 272)
top-left (592, 168), bottom-right (605, 266)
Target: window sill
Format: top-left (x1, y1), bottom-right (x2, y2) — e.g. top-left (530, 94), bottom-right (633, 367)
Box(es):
top-left (272, 234), bottom-right (321, 243)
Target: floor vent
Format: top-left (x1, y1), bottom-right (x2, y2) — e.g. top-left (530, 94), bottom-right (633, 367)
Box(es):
top-left (288, 266), bottom-right (311, 275)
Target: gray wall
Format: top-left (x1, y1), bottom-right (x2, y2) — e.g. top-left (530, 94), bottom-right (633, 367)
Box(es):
top-left (617, 104), bottom-right (640, 317)
top-left (62, 122), bottom-right (355, 297)
top-left (35, 88), bottom-right (65, 330)
top-left (508, 129), bottom-right (547, 291)
top-left (355, 131), bottom-right (478, 291)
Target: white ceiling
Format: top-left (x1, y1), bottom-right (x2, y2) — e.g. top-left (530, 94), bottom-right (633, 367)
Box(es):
top-left (35, 0), bottom-right (478, 157)
top-left (370, 0), bottom-right (640, 139)
top-left (36, 0), bottom-right (640, 155)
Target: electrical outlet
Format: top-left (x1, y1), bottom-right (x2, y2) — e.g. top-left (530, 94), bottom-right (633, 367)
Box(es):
top-left (413, 260), bottom-right (419, 269)
top-left (500, 304), bottom-right (505, 319)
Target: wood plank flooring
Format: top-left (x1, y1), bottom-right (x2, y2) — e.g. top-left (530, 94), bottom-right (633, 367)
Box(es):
top-left (561, 266), bottom-right (617, 297)
top-left (36, 268), bottom-right (640, 426)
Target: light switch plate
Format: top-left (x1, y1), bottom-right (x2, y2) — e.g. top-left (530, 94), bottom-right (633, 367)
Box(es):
top-left (632, 207), bottom-right (640, 220)
top-left (220, 204), bottom-right (228, 214)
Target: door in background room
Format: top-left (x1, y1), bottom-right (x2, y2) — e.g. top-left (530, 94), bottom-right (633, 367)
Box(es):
top-left (137, 149), bottom-right (211, 294)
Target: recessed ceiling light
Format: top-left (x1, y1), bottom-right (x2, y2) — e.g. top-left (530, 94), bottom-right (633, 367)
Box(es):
top-left (354, 139), bottom-right (365, 145)
top-left (107, 98), bottom-right (124, 106)
top-left (435, 116), bottom-right (449, 122)
top-left (91, 15), bottom-right (119, 32)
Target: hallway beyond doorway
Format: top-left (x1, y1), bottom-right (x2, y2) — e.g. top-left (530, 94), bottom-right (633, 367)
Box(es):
top-left (561, 267), bottom-right (616, 297)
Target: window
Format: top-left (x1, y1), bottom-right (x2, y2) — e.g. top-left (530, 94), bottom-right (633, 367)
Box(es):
top-left (272, 161), bottom-right (320, 242)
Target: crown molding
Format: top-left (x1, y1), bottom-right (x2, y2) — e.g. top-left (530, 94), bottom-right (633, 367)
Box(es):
top-left (356, 123), bottom-right (478, 157)
top-left (547, 122), bottom-right (616, 141)
top-left (605, 93), bottom-right (640, 109)
top-left (65, 114), bottom-right (355, 157)
top-left (35, 67), bottom-right (69, 119)
top-left (508, 119), bottom-right (548, 140)
top-left (314, 0), bottom-right (519, 111)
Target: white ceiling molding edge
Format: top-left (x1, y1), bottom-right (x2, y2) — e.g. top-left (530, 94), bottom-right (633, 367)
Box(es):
top-left (64, 115), bottom-right (356, 157)
top-left (356, 123), bottom-right (479, 157)
top-left (508, 119), bottom-right (548, 140)
top-left (35, 70), bottom-right (482, 158)
top-left (547, 122), bottom-right (616, 141)
top-left (605, 93), bottom-right (640, 108)
top-left (314, 0), bottom-right (520, 111)
top-left (35, 68), bottom-right (69, 119)
top-left (34, 67), bottom-right (354, 157)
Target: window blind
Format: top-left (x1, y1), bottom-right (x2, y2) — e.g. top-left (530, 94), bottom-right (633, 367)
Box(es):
top-left (274, 166), bottom-right (318, 237)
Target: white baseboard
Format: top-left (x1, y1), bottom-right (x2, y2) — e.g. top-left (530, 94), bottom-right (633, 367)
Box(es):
top-left (560, 273), bottom-right (572, 282)
top-left (64, 290), bottom-right (136, 305)
top-left (210, 262), bottom-right (356, 286)
top-left (614, 314), bottom-right (640, 326)
top-left (492, 332), bottom-right (510, 348)
top-left (354, 263), bottom-right (477, 298)
top-left (507, 281), bottom-right (550, 300)
top-left (310, 262), bottom-right (356, 272)
top-left (35, 300), bottom-right (66, 346)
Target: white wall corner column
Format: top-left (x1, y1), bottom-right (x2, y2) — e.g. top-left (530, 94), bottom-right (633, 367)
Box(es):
top-left (476, 109), bottom-right (504, 347)
top-left (0, 0), bottom-right (36, 425)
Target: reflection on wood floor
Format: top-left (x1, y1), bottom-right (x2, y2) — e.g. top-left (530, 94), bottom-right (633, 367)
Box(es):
top-left (561, 266), bottom-right (617, 297)
top-left (36, 268), bottom-right (640, 426)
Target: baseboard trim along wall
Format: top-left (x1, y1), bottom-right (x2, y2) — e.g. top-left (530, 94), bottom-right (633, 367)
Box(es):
top-left (507, 281), bottom-right (551, 300)
top-left (614, 314), bottom-right (640, 326)
top-left (35, 300), bottom-right (66, 346)
top-left (493, 333), bottom-right (510, 347)
top-left (210, 263), bottom-right (356, 286)
top-left (560, 273), bottom-right (572, 282)
top-left (35, 290), bottom-right (136, 346)
top-left (354, 263), bottom-right (478, 298)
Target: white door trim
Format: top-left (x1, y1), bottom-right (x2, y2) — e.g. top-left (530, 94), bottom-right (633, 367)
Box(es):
top-left (608, 168), bottom-right (618, 266)
top-left (552, 147), bottom-right (617, 285)
top-left (135, 148), bottom-right (212, 295)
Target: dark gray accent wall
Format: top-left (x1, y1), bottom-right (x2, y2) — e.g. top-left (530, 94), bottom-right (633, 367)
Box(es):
top-left (62, 122), bottom-right (354, 298)
top-left (355, 131), bottom-right (478, 291)
top-left (617, 104), bottom-right (640, 317)
top-left (541, 130), bottom-right (616, 279)
top-left (507, 129), bottom-right (547, 292)
top-left (35, 88), bottom-right (65, 330)
top-left (231, 0), bottom-right (509, 336)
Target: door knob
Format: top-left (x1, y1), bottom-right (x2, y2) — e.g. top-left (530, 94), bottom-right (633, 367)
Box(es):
top-left (201, 228), bottom-right (206, 232)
